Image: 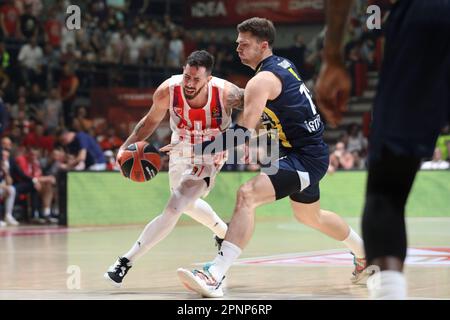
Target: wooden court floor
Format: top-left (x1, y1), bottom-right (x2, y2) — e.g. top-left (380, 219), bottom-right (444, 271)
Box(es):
top-left (0, 217), bottom-right (449, 300)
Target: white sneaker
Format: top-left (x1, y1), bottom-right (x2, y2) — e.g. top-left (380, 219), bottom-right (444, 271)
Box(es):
top-left (177, 263), bottom-right (225, 298)
top-left (5, 215), bottom-right (19, 226)
top-left (350, 253), bottom-right (375, 284)
top-left (0, 220), bottom-right (6, 227)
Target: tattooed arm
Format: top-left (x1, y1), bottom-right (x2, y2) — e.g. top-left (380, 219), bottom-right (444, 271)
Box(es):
top-left (223, 80), bottom-right (245, 113)
top-left (119, 79), bottom-right (170, 153)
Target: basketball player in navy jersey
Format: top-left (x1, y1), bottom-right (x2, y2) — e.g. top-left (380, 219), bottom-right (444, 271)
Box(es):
top-left (315, 0), bottom-right (450, 299)
top-left (177, 17), bottom-right (369, 298)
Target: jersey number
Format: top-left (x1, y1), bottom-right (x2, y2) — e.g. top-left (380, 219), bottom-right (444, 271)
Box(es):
top-left (299, 83), bottom-right (317, 115)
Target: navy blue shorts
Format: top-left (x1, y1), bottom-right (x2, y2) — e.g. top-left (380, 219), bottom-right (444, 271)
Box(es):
top-left (262, 143), bottom-right (329, 203)
top-left (370, 0), bottom-right (450, 161)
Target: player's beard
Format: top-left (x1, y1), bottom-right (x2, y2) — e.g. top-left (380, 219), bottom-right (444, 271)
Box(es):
top-left (183, 84), bottom-right (205, 100)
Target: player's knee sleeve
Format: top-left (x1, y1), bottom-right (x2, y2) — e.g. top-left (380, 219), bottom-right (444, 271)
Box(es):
top-left (362, 146), bottom-right (420, 263)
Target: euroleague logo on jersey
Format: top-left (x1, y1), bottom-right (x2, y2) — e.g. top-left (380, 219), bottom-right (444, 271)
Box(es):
top-left (211, 105), bottom-right (221, 119)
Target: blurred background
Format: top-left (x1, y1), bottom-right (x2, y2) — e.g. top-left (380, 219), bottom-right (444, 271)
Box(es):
top-left (0, 0), bottom-right (448, 227)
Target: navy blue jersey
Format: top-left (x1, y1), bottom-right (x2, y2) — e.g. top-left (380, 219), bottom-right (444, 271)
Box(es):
top-left (67, 132), bottom-right (105, 168)
top-left (257, 55), bottom-right (325, 150)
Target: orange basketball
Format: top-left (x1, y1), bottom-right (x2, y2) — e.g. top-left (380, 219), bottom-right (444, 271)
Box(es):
top-left (118, 141), bottom-right (161, 182)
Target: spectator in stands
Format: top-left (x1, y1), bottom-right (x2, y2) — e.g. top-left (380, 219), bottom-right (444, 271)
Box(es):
top-left (42, 43), bottom-right (61, 85)
top-left (104, 149), bottom-right (119, 171)
top-left (329, 141), bottom-right (355, 171)
top-left (99, 127), bottom-right (123, 151)
top-left (167, 30), bottom-right (184, 68)
top-left (0, 147), bottom-right (17, 226)
top-left (44, 147), bottom-right (67, 177)
top-left (58, 129), bottom-right (106, 171)
top-left (42, 87), bottom-right (62, 134)
top-left (15, 147), bottom-right (57, 223)
top-left (0, 0), bottom-right (21, 39)
top-left (2, 136), bottom-right (40, 223)
top-left (346, 123), bottom-right (367, 155)
top-left (18, 36), bottom-right (43, 85)
top-left (44, 8), bottom-right (62, 49)
top-left (79, 40), bottom-right (97, 63)
top-left (10, 96), bottom-right (28, 121)
top-left (58, 63), bottom-right (79, 128)
top-left (28, 83), bottom-right (45, 107)
top-left (421, 148), bottom-right (450, 170)
top-left (60, 42), bottom-right (81, 65)
top-left (151, 30), bottom-right (167, 67)
top-left (22, 122), bottom-right (55, 156)
top-left (72, 105), bottom-right (94, 133)
top-left (125, 27), bottom-right (144, 65)
top-left (16, 0), bottom-right (43, 17)
top-left (20, 3), bottom-right (38, 40)
top-left (89, 0), bottom-right (108, 22)
top-left (91, 20), bottom-right (111, 54)
top-left (163, 14), bottom-right (177, 33)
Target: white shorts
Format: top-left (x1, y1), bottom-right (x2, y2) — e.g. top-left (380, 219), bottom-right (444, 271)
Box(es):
top-left (168, 152), bottom-right (227, 197)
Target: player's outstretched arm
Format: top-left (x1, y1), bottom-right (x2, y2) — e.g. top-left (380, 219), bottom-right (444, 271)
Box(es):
top-left (119, 80), bottom-right (170, 153)
top-left (315, 0), bottom-right (353, 128)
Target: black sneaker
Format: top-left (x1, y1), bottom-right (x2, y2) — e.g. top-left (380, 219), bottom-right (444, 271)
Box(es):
top-left (104, 257), bottom-right (132, 288)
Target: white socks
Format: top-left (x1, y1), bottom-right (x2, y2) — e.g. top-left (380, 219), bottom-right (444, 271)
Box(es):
top-left (122, 179), bottom-right (228, 264)
top-left (208, 241), bottom-right (242, 281)
top-left (367, 270), bottom-right (407, 299)
top-left (342, 227), bottom-right (365, 258)
top-left (184, 199), bottom-right (228, 239)
top-left (123, 212), bottom-right (179, 263)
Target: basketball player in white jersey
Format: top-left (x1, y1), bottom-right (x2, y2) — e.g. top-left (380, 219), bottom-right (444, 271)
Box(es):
top-left (104, 50), bottom-right (243, 287)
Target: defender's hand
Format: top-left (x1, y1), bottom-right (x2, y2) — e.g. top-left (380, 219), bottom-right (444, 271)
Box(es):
top-left (315, 61), bottom-right (351, 128)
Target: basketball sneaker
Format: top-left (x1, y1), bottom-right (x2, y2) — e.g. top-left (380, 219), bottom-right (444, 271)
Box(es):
top-left (350, 253), bottom-right (374, 284)
top-left (214, 235), bottom-right (224, 251)
top-left (104, 257), bottom-right (132, 288)
top-left (177, 263), bottom-right (225, 298)
top-left (214, 222), bottom-right (229, 251)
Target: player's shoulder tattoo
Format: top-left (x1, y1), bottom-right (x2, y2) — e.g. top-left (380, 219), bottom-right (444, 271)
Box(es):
top-left (225, 82), bottom-right (244, 110)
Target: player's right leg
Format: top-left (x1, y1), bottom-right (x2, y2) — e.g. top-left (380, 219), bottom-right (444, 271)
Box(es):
top-left (177, 173), bottom-right (277, 298)
top-left (363, 147), bottom-right (420, 299)
top-left (104, 178), bottom-right (208, 287)
top-left (290, 198), bottom-right (369, 284)
top-left (362, 0), bottom-right (450, 299)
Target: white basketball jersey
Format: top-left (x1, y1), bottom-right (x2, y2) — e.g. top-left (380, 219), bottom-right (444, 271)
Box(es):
top-left (168, 75), bottom-right (232, 144)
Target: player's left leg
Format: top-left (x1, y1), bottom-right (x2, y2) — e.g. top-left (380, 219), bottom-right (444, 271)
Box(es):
top-left (123, 178), bottom-right (208, 262)
top-left (104, 178), bottom-right (208, 287)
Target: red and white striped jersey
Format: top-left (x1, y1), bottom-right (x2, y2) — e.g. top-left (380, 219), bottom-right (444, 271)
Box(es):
top-left (168, 75), bottom-right (232, 144)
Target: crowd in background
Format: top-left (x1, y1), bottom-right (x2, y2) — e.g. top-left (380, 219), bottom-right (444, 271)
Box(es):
top-left (0, 0), bottom-right (448, 227)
